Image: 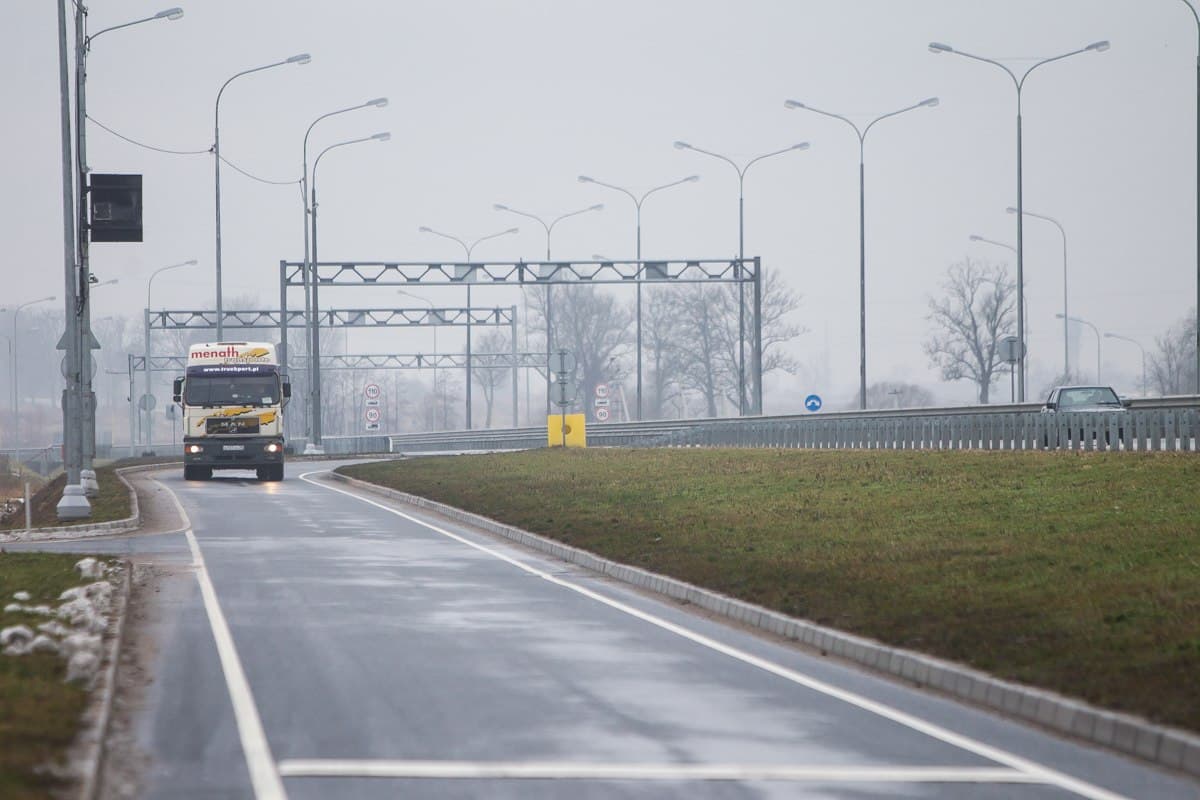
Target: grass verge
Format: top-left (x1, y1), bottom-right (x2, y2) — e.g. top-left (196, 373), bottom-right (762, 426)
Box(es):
top-left (0, 553), bottom-right (94, 799)
top-left (0, 464), bottom-right (132, 531)
top-left (342, 448), bottom-right (1200, 732)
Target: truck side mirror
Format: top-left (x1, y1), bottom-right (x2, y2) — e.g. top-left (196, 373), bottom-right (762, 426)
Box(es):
top-left (282, 380), bottom-right (292, 399)
top-left (172, 377), bottom-right (183, 403)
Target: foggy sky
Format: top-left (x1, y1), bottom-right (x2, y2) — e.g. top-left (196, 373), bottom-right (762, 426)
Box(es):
top-left (1, 0), bottom-right (1195, 411)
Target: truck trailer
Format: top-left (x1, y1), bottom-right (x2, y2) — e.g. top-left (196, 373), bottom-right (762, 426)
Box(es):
top-left (173, 342), bottom-right (291, 481)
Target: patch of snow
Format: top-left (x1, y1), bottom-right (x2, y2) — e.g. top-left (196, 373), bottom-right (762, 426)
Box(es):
top-left (12, 591), bottom-right (30, 602)
top-left (74, 558), bottom-right (107, 580)
top-left (29, 634), bottom-right (60, 655)
top-left (3, 603), bottom-right (20, 613)
top-left (66, 650), bottom-right (100, 684)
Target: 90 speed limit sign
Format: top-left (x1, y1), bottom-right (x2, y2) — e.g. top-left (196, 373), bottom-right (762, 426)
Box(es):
top-left (595, 407), bottom-right (611, 422)
top-left (364, 407), bottom-right (381, 424)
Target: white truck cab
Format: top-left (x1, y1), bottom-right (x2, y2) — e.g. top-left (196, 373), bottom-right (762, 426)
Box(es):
top-left (173, 342), bottom-right (291, 481)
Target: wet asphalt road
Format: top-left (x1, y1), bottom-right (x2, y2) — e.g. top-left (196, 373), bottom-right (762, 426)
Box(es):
top-left (12, 461), bottom-right (1199, 799)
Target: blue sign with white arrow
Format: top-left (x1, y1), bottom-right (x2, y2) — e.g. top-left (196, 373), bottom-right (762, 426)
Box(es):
top-left (804, 394), bottom-right (822, 413)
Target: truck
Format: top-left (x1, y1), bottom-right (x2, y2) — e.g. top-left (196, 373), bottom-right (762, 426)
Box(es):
top-left (172, 342), bottom-right (291, 482)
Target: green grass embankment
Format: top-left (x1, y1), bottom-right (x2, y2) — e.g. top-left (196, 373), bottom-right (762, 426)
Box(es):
top-left (341, 449), bottom-right (1200, 732)
top-left (0, 553), bottom-right (94, 799)
top-left (0, 464), bottom-right (131, 531)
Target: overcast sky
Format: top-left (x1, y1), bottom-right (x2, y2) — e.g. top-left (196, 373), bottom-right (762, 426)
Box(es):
top-left (2, 0), bottom-right (1196, 411)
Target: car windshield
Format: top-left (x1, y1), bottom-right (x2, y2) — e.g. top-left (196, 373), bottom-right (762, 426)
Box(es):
top-left (1058, 387), bottom-right (1121, 408)
top-left (184, 375), bottom-right (279, 407)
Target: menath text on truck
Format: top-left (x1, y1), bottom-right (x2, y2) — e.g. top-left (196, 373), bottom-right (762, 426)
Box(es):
top-left (173, 342), bottom-right (291, 481)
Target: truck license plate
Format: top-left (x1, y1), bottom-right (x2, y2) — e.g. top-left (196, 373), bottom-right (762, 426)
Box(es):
top-left (222, 444), bottom-right (245, 451)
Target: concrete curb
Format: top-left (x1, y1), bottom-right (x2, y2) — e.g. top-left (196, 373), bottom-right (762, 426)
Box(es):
top-left (330, 470), bottom-right (1200, 780)
top-left (0, 464), bottom-right (170, 543)
top-left (75, 559), bottom-right (131, 800)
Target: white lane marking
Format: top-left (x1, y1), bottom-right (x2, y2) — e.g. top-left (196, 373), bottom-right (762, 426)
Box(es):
top-left (299, 470), bottom-right (1130, 800)
top-left (277, 760), bottom-right (1043, 783)
top-left (157, 480), bottom-right (288, 800)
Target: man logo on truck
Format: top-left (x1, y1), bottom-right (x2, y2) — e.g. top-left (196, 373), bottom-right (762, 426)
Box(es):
top-left (173, 342), bottom-right (291, 482)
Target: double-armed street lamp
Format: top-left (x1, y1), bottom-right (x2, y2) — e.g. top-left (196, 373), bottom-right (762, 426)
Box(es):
top-left (784, 97), bottom-right (938, 410)
top-left (930, 39), bottom-right (1109, 401)
top-left (144, 260), bottom-right (196, 448)
top-left (1057, 313), bottom-right (1102, 382)
top-left (417, 226), bottom-right (520, 429)
top-left (492, 203), bottom-right (604, 415)
top-left (305, 132), bottom-right (390, 448)
top-left (213, 52), bottom-right (311, 341)
top-left (576, 174), bottom-right (700, 420)
top-left (673, 140), bottom-right (810, 415)
top-left (1104, 332), bottom-right (1148, 396)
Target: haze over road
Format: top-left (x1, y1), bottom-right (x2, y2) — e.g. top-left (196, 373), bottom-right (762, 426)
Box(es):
top-left (17, 462), bottom-right (1199, 799)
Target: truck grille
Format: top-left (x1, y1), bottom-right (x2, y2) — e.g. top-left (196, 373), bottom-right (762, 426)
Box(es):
top-left (206, 417), bottom-right (260, 434)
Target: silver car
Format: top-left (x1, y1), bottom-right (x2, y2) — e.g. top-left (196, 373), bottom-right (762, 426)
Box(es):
top-left (1041, 385), bottom-right (1129, 447)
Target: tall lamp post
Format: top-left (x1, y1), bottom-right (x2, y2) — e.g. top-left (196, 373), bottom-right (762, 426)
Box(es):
top-left (1008, 206), bottom-right (1069, 378)
top-left (12, 296), bottom-right (55, 478)
top-left (1179, 0), bottom-right (1200, 393)
top-left (417, 226), bottom-right (519, 429)
top-left (492, 203), bottom-right (604, 416)
top-left (307, 132), bottom-right (390, 448)
top-left (930, 39), bottom-right (1109, 401)
top-left (298, 97), bottom-right (387, 443)
top-left (1104, 332), bottom-right (1148, 396)
top-left (397, 290), bottom-right (442, 428)
top-left (577, 174), bottom-right (699, 420)
top-left (673, 141), bottom-right (810, 415)
top-left (213, 52), bottom-right (311, 341)
top-left (144, 260), bottom-right (196, 449)
top-left (785, 97), bottom-right (938, 410)
top-left (1057, 313), bottom-right (1101, 382)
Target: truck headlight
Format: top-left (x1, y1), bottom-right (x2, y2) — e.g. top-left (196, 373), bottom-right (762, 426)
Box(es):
top-left (266, 443), bottom-right (280, 453)
top-left (187, 444), bottom-right (202, 454)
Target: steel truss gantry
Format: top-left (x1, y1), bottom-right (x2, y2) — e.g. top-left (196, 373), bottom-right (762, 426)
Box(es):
top-left (281, 257), bottom-right (763, 446)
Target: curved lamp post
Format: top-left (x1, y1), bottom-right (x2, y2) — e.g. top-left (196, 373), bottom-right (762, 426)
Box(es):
top-left (1104, 332), bottom-right (1147, 396)
top-left (144, 260), bottom-right (196, 448)
top-left (785, 97), bottom-right (937, 410)
top-left (213, 52), bottom-right (311, 340)
top-left (930, 39), bottom-right (1108, 400)
top-left (306, 132), bottom-right (390, 448)
top-left (417, 225), bottom-right (519, 429)
top-left (577, 174), bottom-right (700, 420)
top-left (492, 203), bottom-right (604, 416)
top-left (1008, 206), bottom-right (1070, 378)
top-left (1057, 313), bottom-right (1101, 382)
top-left (674, 140), bottom-right (810, 415)
top-left (298, 97), bottom-right (386, 442)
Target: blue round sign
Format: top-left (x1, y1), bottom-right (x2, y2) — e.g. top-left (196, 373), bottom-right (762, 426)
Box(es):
top-left (804, 394), bottom-right (823, 413)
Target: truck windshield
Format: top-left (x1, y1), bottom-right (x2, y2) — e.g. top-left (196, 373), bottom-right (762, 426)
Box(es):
top-left (184, 375), bottom-right (279, 407)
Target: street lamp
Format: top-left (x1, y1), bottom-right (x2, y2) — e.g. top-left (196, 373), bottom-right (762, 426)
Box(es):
top-left (1104, 332), bottom-right (1148, 396)
top-left (1007, 206), bottom-right (1070, 378)
top-left (213, 52), bottom-right (311, 340)
top-left (1057, 313), bottom-right (1101, 382)
top-left (417, 225), bottom-right (519, 429)
top-left (969, 234), bottom-right (1016, 254)
top-left (930, 39), bottom-right (1109, 400)
top-left (11, 296), bottom-right (55, 477)
top-left (298, 97), bottom-right (387, 443)
top-left (306, 131), bottom-right (390, 448)
top-left (492, 203), bottom-right (604, 416)
top-left (1177, 1), bottom-right (1200, 393)
top-left (577, 174), bottom-right (700, 420)
top-left (785, 96), bottom-right (937, 410)
top-left (144, 260), bottom-right (196, 449)
top-left (397, 290), bottom-right (442, 428)
top-left (674, 140), bottom-right (810, 415)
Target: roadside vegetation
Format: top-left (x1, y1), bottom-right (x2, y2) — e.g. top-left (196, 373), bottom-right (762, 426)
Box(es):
top-left (342, 449), bottom-right (1200, 732)
top-left (0, 553), bottom-right (94, 799)
top-left (0, 464), bottom-right (133, 531)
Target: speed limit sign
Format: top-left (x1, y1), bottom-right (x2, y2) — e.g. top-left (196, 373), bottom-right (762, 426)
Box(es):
top-left (364, 407), bottom-right (381, 424)
top-left (364, 383), bottom-right (381, 400)
top-left (595, 407), bottom-right (610, 422)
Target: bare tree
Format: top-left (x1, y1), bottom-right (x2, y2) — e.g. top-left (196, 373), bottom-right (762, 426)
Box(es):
top-left (863, 381), bottom-right (936, 409)
top-left (642, 287), bottom-right (686, 419)
top-left (1149, 308), bottom-right (1197, 395)
top-left (719, 270), bottom-right (804, 412)
top-left (524, 284), bottom-right (632, 421)
top-left (471, 330), bottom-right (511, 428)
top-left (924, 257), bottom-right (1016, 404)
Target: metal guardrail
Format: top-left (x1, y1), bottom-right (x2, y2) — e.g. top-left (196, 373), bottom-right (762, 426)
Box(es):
top-left (381, 395), bottom-right (1200, 454)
